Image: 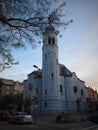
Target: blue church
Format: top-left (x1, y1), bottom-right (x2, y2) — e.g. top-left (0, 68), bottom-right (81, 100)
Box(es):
top-left (23, 26), bottom-right (88, 114)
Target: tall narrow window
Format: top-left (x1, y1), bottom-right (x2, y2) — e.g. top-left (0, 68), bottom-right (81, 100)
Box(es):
top-left (81, 89), bottom-right (84, 96)
top-left (60, 85), bottom-right (63, 93)
top-left (56, 59), bottom-right (58, 65)
top-left (45, 89), bottom-right (47, 95)
top-left (45, 54), bottom-right (47, 60)
top-left (36, 88), bottom-right (38, 94)
top-left (45, 102), bottom-right (47, 107)
top-left (51, 73), bottom-right (53, 78)
top-left (52, 37), bottom-right (55, 44)
top-left (73, 86), bottom-right (78, 93)
top-left (48, 37), bottom-right (51, 44)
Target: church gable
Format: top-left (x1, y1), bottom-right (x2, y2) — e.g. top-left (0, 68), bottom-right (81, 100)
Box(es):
top-left (59, 64), bottom-right (72, 77)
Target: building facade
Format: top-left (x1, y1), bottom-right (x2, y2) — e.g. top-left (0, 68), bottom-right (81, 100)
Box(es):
top-left (86, 87), bottom-right (98, 101)
top-left (0, 78), bottom-right (23, 97)
top-left (23, 26), bottom-right (88, 114)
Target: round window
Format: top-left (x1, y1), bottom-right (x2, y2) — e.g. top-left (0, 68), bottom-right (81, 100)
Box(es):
top-left (28, 83), bottom-right (33, 91)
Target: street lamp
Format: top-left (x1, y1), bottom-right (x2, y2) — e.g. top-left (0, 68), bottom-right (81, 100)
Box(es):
top-left (33, 65), bottom-right (39, 124)
top-left (33, 65), bottom-right (38, 69)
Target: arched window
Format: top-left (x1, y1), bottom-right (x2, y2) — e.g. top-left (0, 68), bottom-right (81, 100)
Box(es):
top-left (81, 89), bottom-right (84, 96)
top-left (52, 37), bottom-right (55, 44)
top-left (60, 85), bottom-right (63, 93)
top-left (48, 37), bottom-right (51, 44)
top-left (73, 86), bottom-right (78, 93)
top-left (56, 59), bottom-right (58, 65)
top-left (45, 89), bottom-right (47, 95)
top-left (45, 54), bottom-right (47, 60)
top-left (51, 73), bottom-right (54, 78)
top-left (45, 102), bottom-right (47, 107)
top-left (28, 83), bottom-right (33, 91)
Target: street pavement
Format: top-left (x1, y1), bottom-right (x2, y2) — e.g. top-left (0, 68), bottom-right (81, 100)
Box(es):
top-left (68, 125), bottom-right (98, 130)
top-left (0, 120), bottom-right (98, 130)
top-left (33, 113), bottom-right (98, 130)
top-left (35, 120), bottom-right (98, 130)
top-left (0, 113), bottom-right (98, 130)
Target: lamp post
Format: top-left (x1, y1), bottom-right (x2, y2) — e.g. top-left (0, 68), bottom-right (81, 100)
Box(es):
top-left (64, 77), bottom-right (68, 113)
top-left (33, 65), bottom-right (38, 69)
top-left (33, 65), bottom-right (39, 124)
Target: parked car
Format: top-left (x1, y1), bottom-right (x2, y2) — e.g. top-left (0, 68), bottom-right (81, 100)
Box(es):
top-left (0, 111), bottom-right (11, 121)
top-left (8, 112), bottom-right (33, 124)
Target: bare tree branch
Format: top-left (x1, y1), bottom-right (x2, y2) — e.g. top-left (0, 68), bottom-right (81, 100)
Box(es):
top-left (0, 0), bottom-right (73, 71)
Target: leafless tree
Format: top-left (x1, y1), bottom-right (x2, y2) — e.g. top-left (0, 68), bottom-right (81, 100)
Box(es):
top-left (0, 0), bottom-right (72, 71)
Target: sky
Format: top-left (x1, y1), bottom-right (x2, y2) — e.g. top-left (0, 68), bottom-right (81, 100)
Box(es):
top-left (0, 0), bottom-right (98, 90)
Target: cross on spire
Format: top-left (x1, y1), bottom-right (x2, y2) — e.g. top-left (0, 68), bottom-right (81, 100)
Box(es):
top-left (48, 15), bottom-right (53, 25)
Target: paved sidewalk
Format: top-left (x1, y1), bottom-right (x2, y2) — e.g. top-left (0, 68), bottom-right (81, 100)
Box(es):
top-left (35, 120), bottom-right (95, 129)
top-left (32, 113), bottom-right (97, 129)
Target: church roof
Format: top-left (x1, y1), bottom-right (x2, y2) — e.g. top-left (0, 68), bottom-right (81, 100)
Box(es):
top-left (0, 78), bottom-right (14, 85)
top-left (28, 70), bottom-right (42, 78)
top-left (59, 64), bottom-right (72, 77)
top-left (27, 64), bottom-right (72, 78)
top-left (45, 25), bottom-right (55, 31)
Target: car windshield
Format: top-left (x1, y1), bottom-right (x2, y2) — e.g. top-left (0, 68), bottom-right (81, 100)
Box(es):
top-left (18, 112), bottom-right (27, 115)
top-left (13, 112), bottom-right (27, 115)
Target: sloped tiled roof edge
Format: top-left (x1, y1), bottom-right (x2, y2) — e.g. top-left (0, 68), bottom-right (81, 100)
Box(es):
top-left (59, 64), bottom-right (72, 77)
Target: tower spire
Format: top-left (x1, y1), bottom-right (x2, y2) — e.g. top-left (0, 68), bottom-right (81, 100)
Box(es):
top-left (48, 15), bottom-right (52, 26)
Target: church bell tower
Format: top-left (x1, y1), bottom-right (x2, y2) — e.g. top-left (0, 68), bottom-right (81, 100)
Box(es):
top-left (42, 26), bottom-right (61, 112)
